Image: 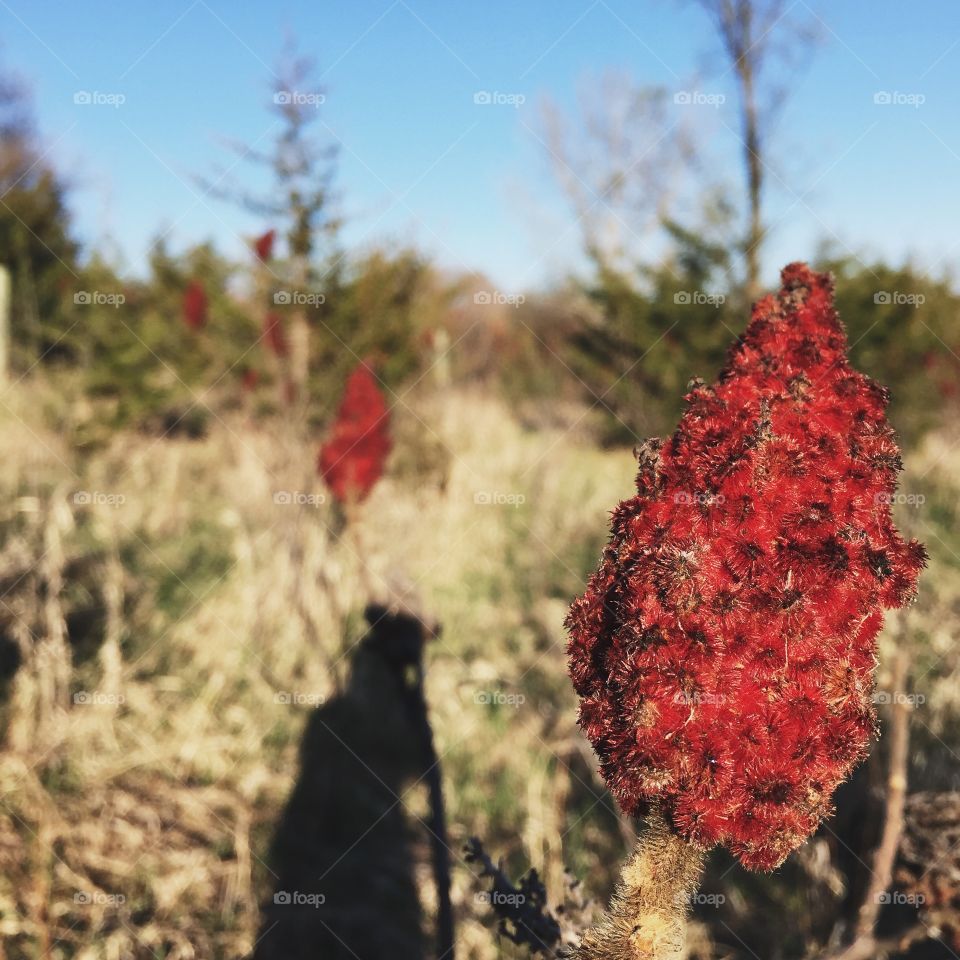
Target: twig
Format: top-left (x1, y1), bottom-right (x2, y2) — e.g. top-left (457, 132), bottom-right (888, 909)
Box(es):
top-left (464, 837), bottom-right (564, 955)
top-left (411, 657), bottom-right (456, 960)
top-left (825, 637), bottom-right (913, 960)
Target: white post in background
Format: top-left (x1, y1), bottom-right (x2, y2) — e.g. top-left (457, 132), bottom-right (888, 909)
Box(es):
top-left (0, 265), bottom-right (10, 388)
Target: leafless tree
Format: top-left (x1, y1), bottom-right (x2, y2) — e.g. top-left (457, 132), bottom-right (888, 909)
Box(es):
top-left (539, 71), bottom-right (697, 276)
top-left (202, 40), bottom-right (339, 404)
top-left (689, 0), bottom-right (818, 299)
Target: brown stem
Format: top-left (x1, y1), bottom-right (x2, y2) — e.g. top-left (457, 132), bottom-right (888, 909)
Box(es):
top-left (822, 636), bottom-right (912, 960)
top-left (855, 646), bottom-right (910, 940)
top-left (411, 661), bottom-right (455, 960)
top-left (574, 812), bottom-right (705, 960)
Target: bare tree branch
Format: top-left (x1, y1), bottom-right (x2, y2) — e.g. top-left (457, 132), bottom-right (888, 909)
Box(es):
top-left (689, 0), bottom-right (818, 298)
top-left (539, 71), bottom-right (697, 275)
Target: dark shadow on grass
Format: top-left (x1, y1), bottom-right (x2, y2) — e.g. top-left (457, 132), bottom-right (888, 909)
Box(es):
top-left (254, 603), bottom-right (452, 960)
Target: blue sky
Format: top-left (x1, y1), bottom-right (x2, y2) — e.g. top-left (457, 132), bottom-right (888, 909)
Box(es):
top-left (2, 0), bottom-right (959, 291)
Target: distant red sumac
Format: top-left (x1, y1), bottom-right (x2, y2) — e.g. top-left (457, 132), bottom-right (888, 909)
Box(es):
top-left (254, 229), bottom-right (276, 262)
top-left (182, 280), bottom-right (208, 331)
top-left (262, 311), bottom-right (288, 358)
top-left (318, 363), bottom-right (392, 505)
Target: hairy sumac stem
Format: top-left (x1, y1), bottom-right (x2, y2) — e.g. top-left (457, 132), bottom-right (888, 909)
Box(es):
top-left (574, 813), bottom-right (704, 960)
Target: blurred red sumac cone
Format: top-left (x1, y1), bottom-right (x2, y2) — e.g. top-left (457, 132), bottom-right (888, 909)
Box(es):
top-left (240, 367), bottom-right (259, 392)
top-left (567, 263), bottom-right (926, 959)
top-left (254, 228), bottom-right (276, 262)
top-left (182, 280), bottom-right (208, 331)
top-left (318, 362), bottom-right (392, 507)
top-left (263, 310), bottom-right (289, 358)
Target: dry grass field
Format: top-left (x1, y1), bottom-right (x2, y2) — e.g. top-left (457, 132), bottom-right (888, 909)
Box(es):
top-left (0, 376), bottom-right (957, 959)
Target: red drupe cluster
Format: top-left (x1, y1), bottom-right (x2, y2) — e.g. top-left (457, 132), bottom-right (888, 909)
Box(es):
top-left (182, 280), bottom-right (208, 331)
top-left (254, 229), bottom-right (276, 262)
top-left (318, 363), bottom-right (392, 505)
top-left (262, 310), bottom-right (288, 358)
top-left (567, 264), bottom-right (926, 870)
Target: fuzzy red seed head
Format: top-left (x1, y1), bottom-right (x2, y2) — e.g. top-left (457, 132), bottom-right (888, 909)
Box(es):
top-left (240, 367), bottom-right (259, 392)
top-left (262, 310), bottom-right (288, 358)
top-left (182, 280), bottom-right (208, 331)
top-left (318, 362), bottom-right (392, 505)
top-left (567, 263), bottom-right (926, 871)
top-left (254, 229), bottom-right (276, 262)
